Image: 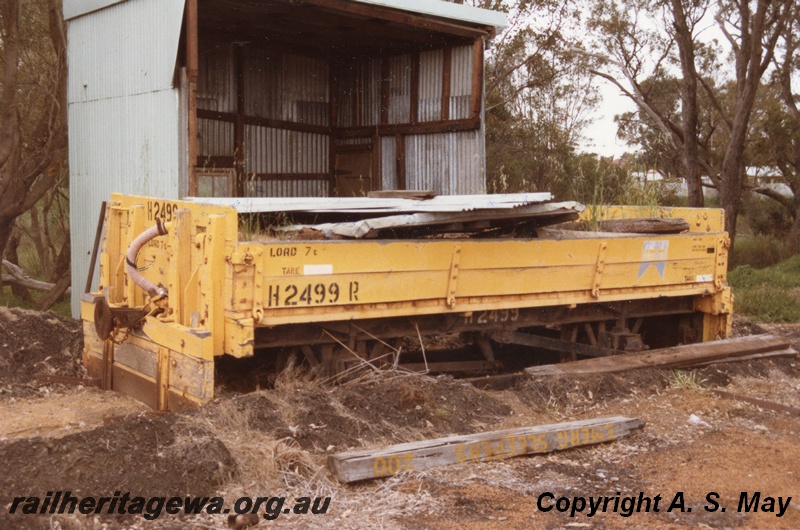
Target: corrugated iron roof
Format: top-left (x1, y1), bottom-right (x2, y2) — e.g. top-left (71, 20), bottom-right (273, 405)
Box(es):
top-left (65, 0), bottom-right (508, 28)
top-left (353, 0), bottom-right (507, 29)
top-left (188, 192), bottom-right (554, 214)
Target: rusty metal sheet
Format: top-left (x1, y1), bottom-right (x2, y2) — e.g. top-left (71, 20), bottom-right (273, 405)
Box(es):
top-left (279, 201), bottom-right (583, 239)
top-left (189, 192), bottom-right (554, 214)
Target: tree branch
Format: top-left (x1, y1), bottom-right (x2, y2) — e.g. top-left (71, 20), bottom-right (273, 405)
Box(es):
top-left (749, 185), bottom-right (794, 209)
top-left (2, 259), bottom-right (71, 295)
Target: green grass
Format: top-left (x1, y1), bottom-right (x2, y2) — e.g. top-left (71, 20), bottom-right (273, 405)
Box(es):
top-left (670, 370), bottom-right (707, 392)
top-left (729, 234), bottom-right (791, 269)
top-left (0, 286), bottom-right (72, 318)
top-left (728, 254), bottom-right (800, 322)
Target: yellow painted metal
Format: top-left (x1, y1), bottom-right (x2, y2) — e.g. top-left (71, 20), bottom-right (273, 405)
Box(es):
top-left (184, 265), bottom-right (201, 328)
top-left (95, 196), bottom-right (731, 334)
top-left (199, 214), bottom-right (229, 356)
top-left (127, 204), bottom-right (145, 307)
top-left (84, 195), bottom-right (733, 410)
top-left (591, 241), bottom-right (607, 299)
top-left (446, 245), bottom-right (462, 309)
top-left (168, 209), bottom-right (193, 326)
top-left (157, 347), bottom-right (170, 410)
top-left (237, 233), bottom-right (724, 325)
top-left (224, 316), bottom-right (255, 358)
top-left (141, 316), bottom-right (215, 360)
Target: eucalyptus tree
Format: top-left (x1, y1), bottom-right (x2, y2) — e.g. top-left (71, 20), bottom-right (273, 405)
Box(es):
top-left (0, 0), bottom-right (70, 308)
top-left (583, 0), bottom-right (794, 246)
top-left (748, 4), bottom-right (800, 250)
top-left (467, 0), bottom-right (601, 195)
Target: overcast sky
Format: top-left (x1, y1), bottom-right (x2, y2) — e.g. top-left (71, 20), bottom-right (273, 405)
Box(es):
top-left (580, 83), bottom-right (637, 157)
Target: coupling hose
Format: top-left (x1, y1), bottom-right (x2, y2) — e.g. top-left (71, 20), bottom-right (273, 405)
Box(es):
top-left (126, 218), bottom-right (168, 298)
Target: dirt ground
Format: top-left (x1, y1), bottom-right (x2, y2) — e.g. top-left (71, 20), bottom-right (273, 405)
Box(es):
top-left (1, 307), bottom-right (799, 529)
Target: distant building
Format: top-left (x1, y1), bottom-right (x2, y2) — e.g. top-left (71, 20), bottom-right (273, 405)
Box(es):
top-left (746, 166), bottom-right (792, 197)
top-left (630, 166), bottom-right (794, 201)
top-left (630, 169), bottom-right (684, 196)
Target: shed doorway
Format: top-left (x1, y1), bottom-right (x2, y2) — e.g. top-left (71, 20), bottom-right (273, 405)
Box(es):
top-left (334, 144), bottom-right (375, 197)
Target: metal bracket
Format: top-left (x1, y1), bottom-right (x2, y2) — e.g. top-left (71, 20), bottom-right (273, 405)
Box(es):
top-left (156, 347), bottom-right (170, 411)
top-left (714, 236), bottom-right (730, 291)
top-left (445, 245), bottom-right (462, 309)
top-left (94, 297), bottom-right (148, 340)
top-left (591, 241), bottom-right (607, 299)
top-left (252, 248), bottom-right (264, 322)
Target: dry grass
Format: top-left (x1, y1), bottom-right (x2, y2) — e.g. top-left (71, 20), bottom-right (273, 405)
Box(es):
top-left (184, 403), bottom-right (334, 497)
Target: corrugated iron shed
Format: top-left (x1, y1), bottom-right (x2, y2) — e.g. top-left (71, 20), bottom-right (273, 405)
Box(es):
top-left (66, 0), bottom-right (507, 316)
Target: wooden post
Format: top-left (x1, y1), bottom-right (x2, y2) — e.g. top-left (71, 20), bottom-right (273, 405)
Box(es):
top-left (354, 62), bottom-right (362, 127)
top-left (328, 416), bottom-right (645, 482)
top-left (441, 47), bottom-right (451, 121)
top-left (395, 134), bottom-right (405, 190)
top-left (380, 57), bottom-right (390, 126)
top-left (85, 201), bottom-right (107, 294)
top-left (470, 37), bottom-right (483, 120)
top-left (186, 0), bottom-right (199, 196)
top-left (373, 132), bottom-right (381, 191)
top-left (329, 62), bottom-right (339, 197)
top-left (410, 52), bottom-right (419, 124)
top-left (235, 44), bottom-right (245, 197)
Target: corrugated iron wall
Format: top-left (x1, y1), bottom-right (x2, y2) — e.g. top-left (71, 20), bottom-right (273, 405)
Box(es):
top-left (449, 45), bottom-right (473, 120)
top-left (198, 118), bottom-right (235, 157)
top-left (381, 136), bottom-right (397, 189)
top-left (243, 50), bottom-right (329, 125)
top-left (197, 43), bottom-right (331, 197)
top-left (336, 58), bottom-right (381, 128)
top-left (244, 179), bottom-right (329, 198)
top-left (197, 42), bottom-right (236, 112)
top-left (418, 49), bottom-right (444, 122)
top-left (335, 45), bottom-right (474, 126)
top-left (387, 54), bottom-right (411, 124)
top-left (67, 0), bottom-right (185, 316)
top-left (243, 127), bottom-right (328, 174)
top-left (195, 41), bottom-right (483, 199)
top-left (333, 44), bottom-right (483, 195)
top-left (406, 130), bottom-right (484, 194)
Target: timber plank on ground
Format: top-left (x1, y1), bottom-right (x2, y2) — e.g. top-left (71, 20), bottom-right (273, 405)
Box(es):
top-left (328, 415), bottom-right (644, 483)
top-left (525, 334), bottom-right (793, 378)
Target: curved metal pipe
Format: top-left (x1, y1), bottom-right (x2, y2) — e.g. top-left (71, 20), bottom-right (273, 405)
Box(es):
top-left (126, 219), bottom-right (168, 298)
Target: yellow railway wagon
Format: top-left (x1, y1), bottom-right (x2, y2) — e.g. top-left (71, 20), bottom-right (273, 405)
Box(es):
top-left (81, 194), bottom-right (731, 410)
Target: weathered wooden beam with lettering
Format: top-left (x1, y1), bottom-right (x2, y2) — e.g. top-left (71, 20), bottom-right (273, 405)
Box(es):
top-left (327, 416), bottom-right (644, 483)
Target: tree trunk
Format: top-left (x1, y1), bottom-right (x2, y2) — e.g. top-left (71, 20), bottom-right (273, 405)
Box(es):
top-left (671, 0), bottom-right (704, 208)
top-left (788, 203), bottom-right (800, 254)
top-left (0, 215), bottom-right (15, 286)
top-left (0, 0), bottom-right (67, 269)
top-left (715, 0), bottom-right (792, 250)
top-left (2, 228), bottom-right (32, 302)
top-left (720, 78), bottom-right (762, 248)
top-left (34, 267), bottom-right (71, 311)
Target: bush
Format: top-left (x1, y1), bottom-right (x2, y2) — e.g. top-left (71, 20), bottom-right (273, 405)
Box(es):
top-left (728, 254), bottom-right (800, 322)
top-left (729, 235), bottom-right (791, 269)
top-left (742, 196), bottom-right (793, 238)
top-left (0, 286), bottom-right (72, 317)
